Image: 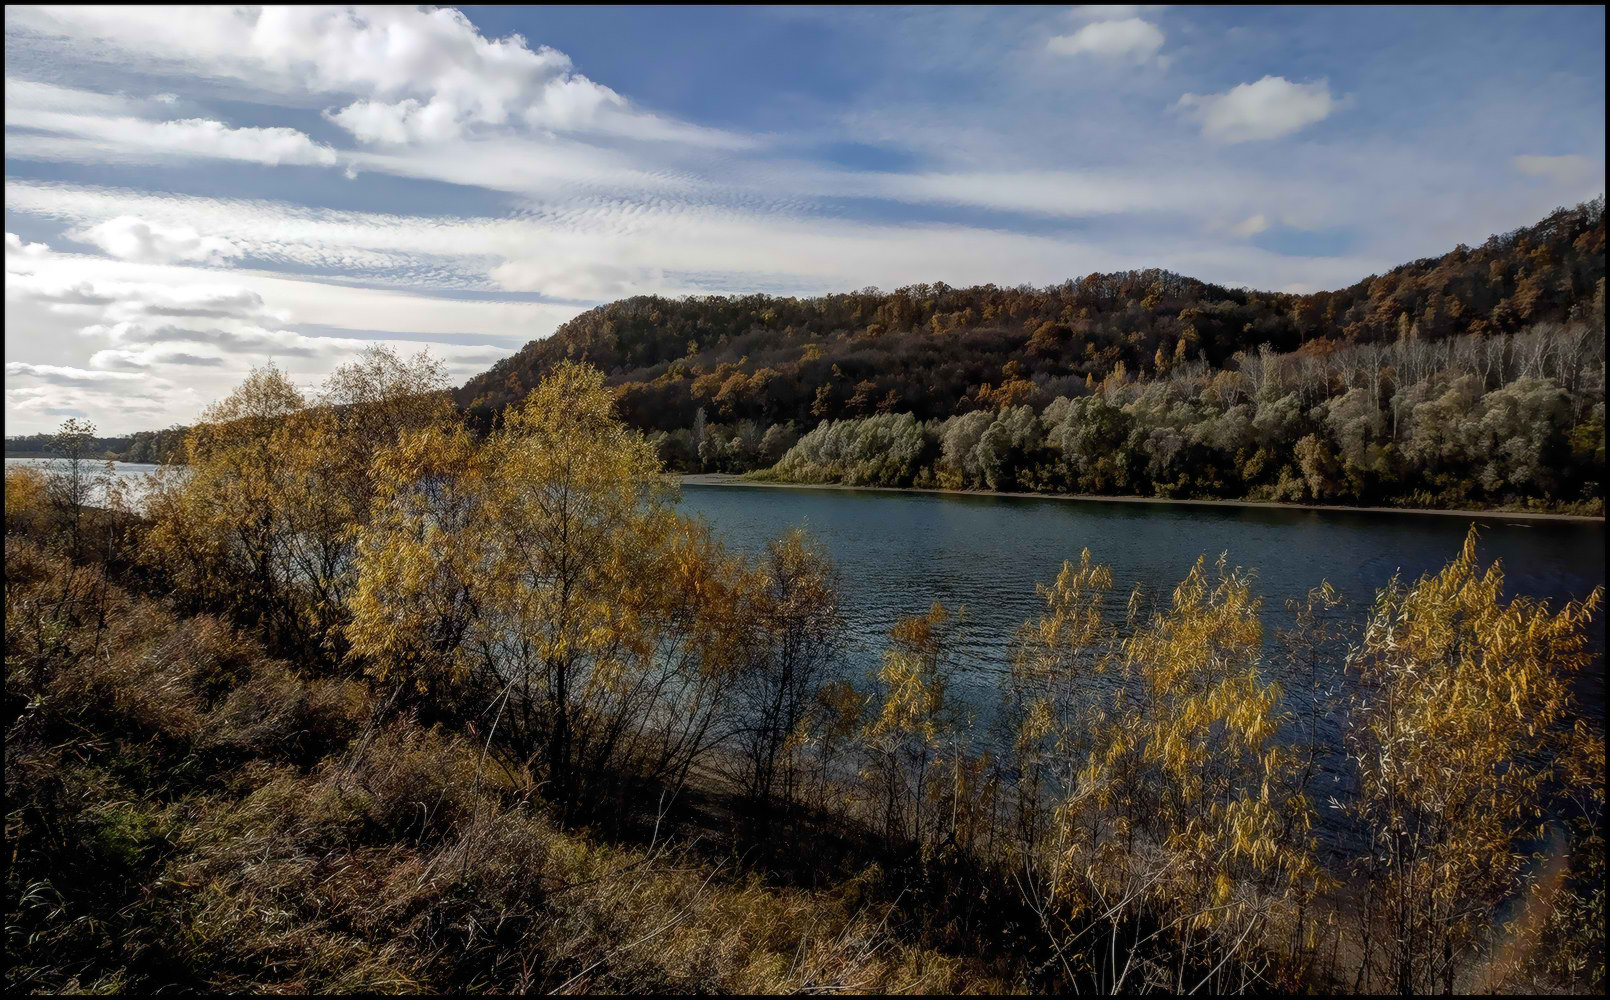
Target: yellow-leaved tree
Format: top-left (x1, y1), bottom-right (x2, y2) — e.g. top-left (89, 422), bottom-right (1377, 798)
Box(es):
top-left (344, 419), bottom-right (490, 714)
top-left (281, 346), bottom-right (456, 662)
top-left (860, 602), bottom-right (969, 850)
top-left (349, 361), bottom-right (755, 817)
top-left (1010, 550), bottom-right (1322, 993)
top-left (1005, 549), bottom-right (1116, 862)
top-left (145, 362), bottom-right (308, 636)
top-left (1343, 526), bottom-right (1604, 995)
top-left (145, 348), bottom-right (455, 667)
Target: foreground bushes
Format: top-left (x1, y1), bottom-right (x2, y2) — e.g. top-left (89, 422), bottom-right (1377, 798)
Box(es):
top-left (4, 543), bottom-right (998, 994)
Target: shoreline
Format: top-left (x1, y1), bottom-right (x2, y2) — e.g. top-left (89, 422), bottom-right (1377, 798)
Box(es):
top-left (677, 473), bottom-right (1607, 524)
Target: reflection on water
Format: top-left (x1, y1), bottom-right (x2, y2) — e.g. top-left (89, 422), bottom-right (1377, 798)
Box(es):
top-left (5, 458), bottom-right (169, 507)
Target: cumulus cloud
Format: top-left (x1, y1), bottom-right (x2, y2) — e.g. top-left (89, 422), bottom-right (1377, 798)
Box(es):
top-left (76, 216), bottom-right (242, 266)
top-left (1177, 76), bottom-right (1340, 143)
top-left (6, 232), bottom-right (52, 271)
top-left (144, 118), bottom-right (340, 166)
top-left (1048, 16), bottom-right (1166, 64)
top-left (6, 6), bottom-right (748, 150)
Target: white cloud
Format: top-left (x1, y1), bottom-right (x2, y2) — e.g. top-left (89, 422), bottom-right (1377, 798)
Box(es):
top-left (7, 272), bottom-right (276, 324)
top-left (147, 118), bottom-right (340, 166)
top-left (6, 6), bottom-right (749, 150)
top-left (488, 258), bottom-right (664, 300)
top-left (5, 361), bottom-right (184, 428)
top-left (1177, 76), bottom-right (1339, 143)
top-left (6, 76), bottom-right (341, 168)
top-left (5, 250), bottom-right (547, 432)
top-left (76, 216), bottom-right (242, 266)
top-left (8, 270), bottom-right (439, 365)
top-left (6, 232), bottom-right (52, 272)
top-left (89, 347), bottom-right (226, 370)
top-left (1512, 154), bottom-right (1598, 187)
top-left (1230, 214), bottom-right (1269, 238)
top-left (3, 78), bottom-right (148, 116)
top-left (5, 110), bottom-right (340, 168)
top-left (6, 178), bottom-right (1387, 317)
top-left (328, 98), bottom-right (456, 145)
top-left (6, 361), bottom-right (145, 385)
top-left (1048, 17), bottom-right (1166, 64)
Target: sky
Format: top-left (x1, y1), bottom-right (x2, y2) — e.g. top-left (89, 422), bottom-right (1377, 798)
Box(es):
top-left (4, 5), bottom-right (1605, 436)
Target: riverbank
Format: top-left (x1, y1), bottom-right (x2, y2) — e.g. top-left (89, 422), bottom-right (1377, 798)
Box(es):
top-left (679, 473), bottom-right (1607, 523)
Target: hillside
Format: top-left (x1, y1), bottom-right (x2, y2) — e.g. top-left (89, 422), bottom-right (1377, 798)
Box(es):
top-left (457, 199), bottom-right (1606, 437)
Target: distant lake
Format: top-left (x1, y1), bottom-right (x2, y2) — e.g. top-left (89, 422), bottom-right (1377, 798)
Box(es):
top-left (6, 457), bottom-right (167, 506)
top-left (675, 482), bottom-right (1606, 731)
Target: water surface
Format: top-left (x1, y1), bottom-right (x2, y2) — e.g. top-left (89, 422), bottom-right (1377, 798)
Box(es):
top-left (6, 457), bottom-right (166, 506)
top-left (676, 482), bottom-right (1606, 720)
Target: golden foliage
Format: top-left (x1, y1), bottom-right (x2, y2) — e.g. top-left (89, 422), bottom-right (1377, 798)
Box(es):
top-left (1009, 548), bottom-right (1324, 986)
top-left (858, 603), bottom-right (971, 849)
top-left (143, 348), bottom-right (456, 662)
top-left (348, 360), bottom-right (754, 810)
top-left (1344, 525), bottom-right (1604, 993)
top-left (4, 464), bottom-right (49, 535)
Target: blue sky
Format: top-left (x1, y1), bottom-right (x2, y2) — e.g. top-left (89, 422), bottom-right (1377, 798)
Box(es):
top-left (4, 4), bottom-right (1604, 434)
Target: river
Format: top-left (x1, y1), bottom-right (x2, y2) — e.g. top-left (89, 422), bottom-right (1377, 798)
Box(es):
top-left (674, 480), bottom-right (1606, 723)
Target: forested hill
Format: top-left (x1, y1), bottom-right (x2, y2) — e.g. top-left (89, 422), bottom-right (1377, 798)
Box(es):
top-left (457, 199), bottom-right (1605, 435)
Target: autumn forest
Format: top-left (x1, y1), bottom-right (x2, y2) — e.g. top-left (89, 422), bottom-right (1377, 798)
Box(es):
top-left (460, 198), bottom-right (1607, 514)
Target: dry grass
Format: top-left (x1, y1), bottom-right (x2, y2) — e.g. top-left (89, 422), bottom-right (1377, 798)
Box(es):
top-left (4, 541), bottom-right (1009, 994)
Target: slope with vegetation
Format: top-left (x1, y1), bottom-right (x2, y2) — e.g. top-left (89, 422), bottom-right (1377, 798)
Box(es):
top-left (459, 198), bottom-right (1606, 512)
top-left (6, 349), bottom-right (1604, 994)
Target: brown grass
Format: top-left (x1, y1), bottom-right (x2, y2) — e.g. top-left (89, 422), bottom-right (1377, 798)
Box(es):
top-left (4, 541), bottom-right (1009, 994)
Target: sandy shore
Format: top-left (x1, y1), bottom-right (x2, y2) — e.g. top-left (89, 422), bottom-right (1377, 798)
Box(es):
top-left (677, 473), bottom-right (1606, 524)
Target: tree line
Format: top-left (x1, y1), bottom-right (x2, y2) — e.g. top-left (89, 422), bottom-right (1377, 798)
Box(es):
top-left (762, 320), bottom-right (1606, 512)
top-left (4, 425), bottom-right (187, 464)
